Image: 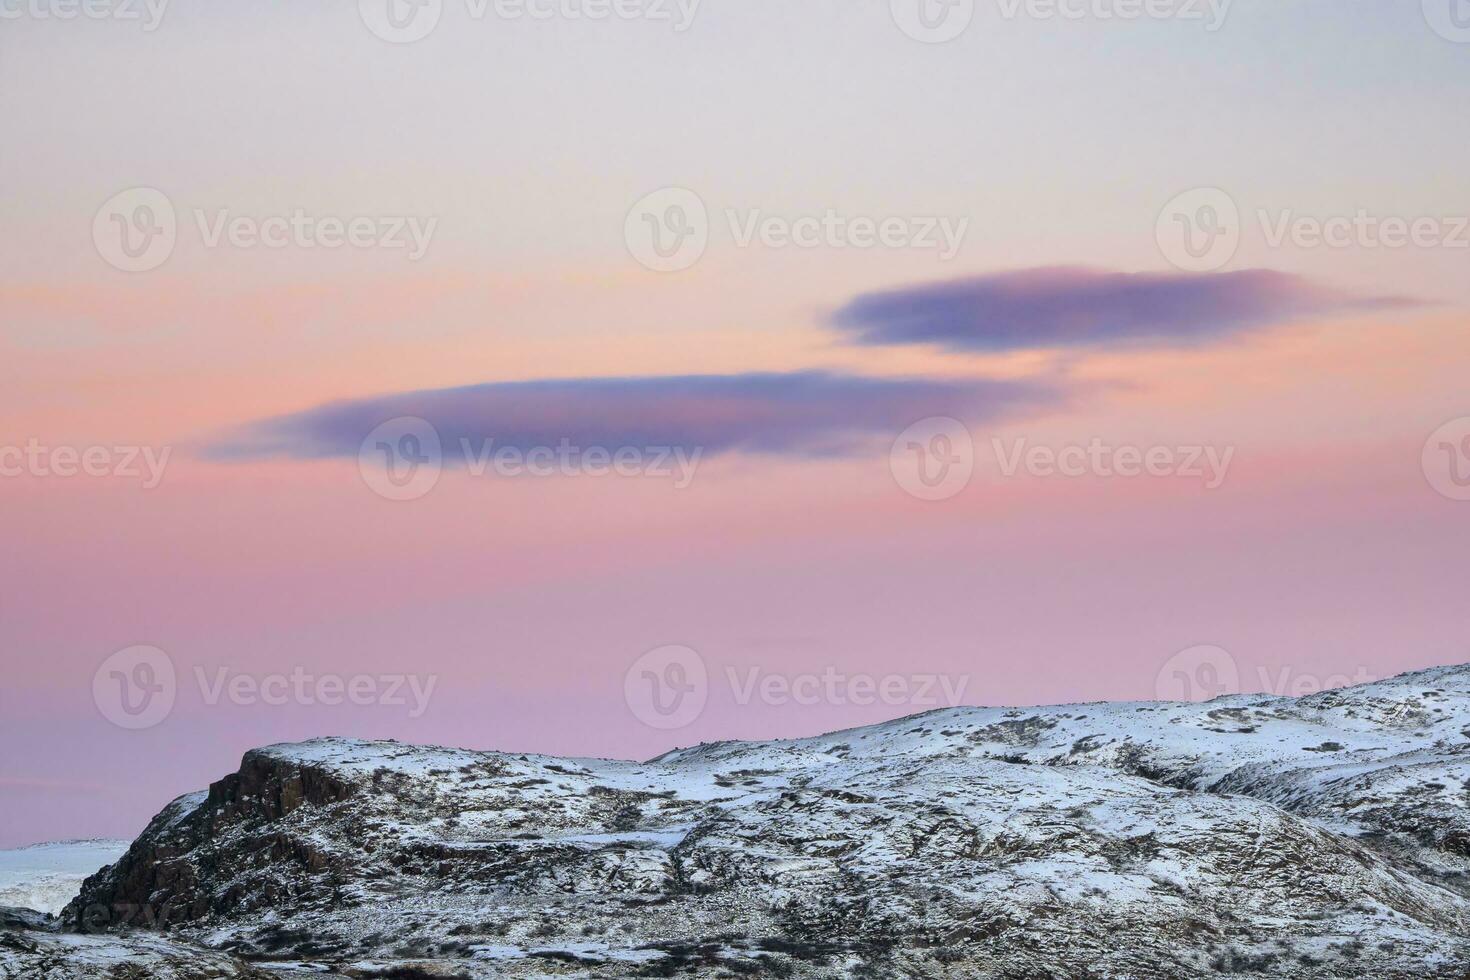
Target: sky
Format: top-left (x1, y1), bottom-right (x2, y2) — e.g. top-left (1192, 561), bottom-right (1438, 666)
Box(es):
top-left (2, 0), bottom-right (1469, 847)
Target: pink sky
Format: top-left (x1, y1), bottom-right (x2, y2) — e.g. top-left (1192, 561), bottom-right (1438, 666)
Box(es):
top-left (4, 4), bottom-right (1470, 848)
top-left (5, 303), bottom-right (1468, 846)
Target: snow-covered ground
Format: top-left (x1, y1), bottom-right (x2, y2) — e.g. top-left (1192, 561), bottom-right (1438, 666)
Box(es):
top-left (14, 663), bottom-right (1470, 977)
top-left (0, 839), bottom-right (128, 916)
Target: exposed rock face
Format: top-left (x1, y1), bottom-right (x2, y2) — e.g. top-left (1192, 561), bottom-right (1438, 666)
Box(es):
top-left (22, 665), bottom-right (1470, 977)
top-left (64, 749), bottom-right (362, 932)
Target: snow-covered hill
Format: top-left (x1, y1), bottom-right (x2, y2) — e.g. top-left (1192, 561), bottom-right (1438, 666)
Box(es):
top-left (8, 664), bottom-right (1470, 978)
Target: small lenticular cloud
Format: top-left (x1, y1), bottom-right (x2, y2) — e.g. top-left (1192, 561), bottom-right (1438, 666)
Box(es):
top-left (830, 267), bottom-right (1418, 354)
top-left (202, 370), bottom-right (1064, 465)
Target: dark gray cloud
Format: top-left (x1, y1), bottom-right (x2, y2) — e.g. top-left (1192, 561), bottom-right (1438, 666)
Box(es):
top-left (205, 371), bottom-right (1062, 461)
top-left (830, 267), bottom-right (1416, 352)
